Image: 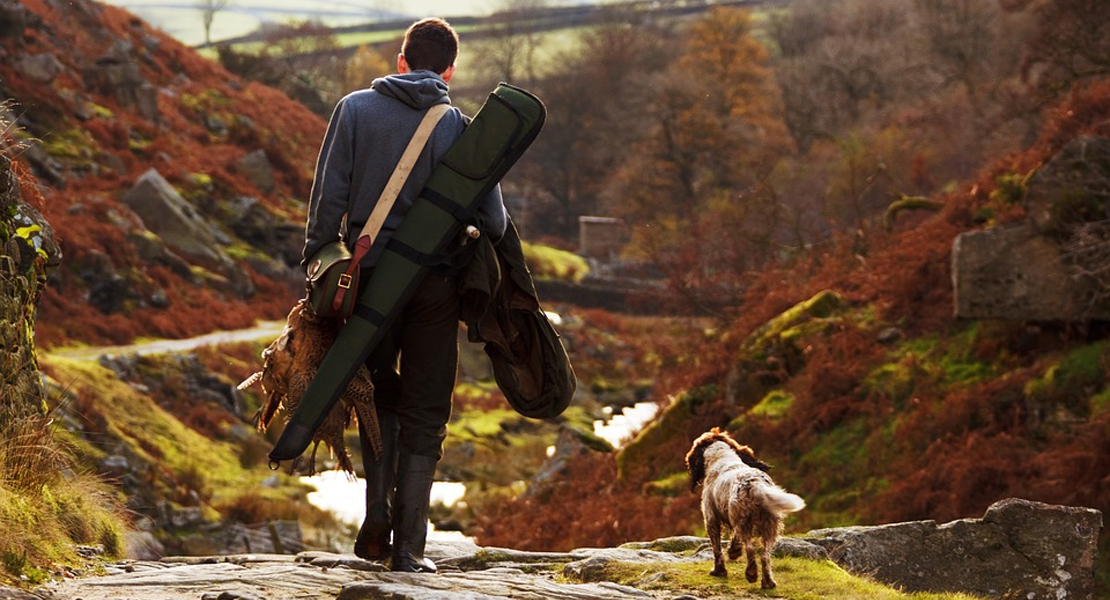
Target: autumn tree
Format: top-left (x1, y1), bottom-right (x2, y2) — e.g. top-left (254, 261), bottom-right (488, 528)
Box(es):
top-left (1021, 0), bottom-right (1110, 102)
top-left (345, 43), bottom-right (393, 92)
top-left (514, 15), bottom-right (681, 239)
top-left (769, 0), bottom-right (924, 152)
top-left (469, 0), bottom-right (549, 88)
top-left (608, 7), bottom-right (793, 313)
top-left (763, 0), bottom-right (1036, 240)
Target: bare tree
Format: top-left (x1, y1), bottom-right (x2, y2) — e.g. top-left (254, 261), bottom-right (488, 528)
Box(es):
top-left (199, 0), bottom-right (231, 46)
top-left (471, 0), bottom-right (548, 87)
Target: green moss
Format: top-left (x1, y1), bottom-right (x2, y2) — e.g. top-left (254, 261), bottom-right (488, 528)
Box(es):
top-left (1092, 387), bottom-right (1110, 414)
top-left (989, 171), bottom-right (1032, 205)
top-left (450, 407), bottom-right (524, 442)
top-left (740, 290), bottom-right (844, 361)
top-left (561, 556), bottom-right (986, 600)
top-left (521, 241), bottom-right (590, 283)
top-left (794, 419), bottom-right (878, 525)
top-left (751, 389), bottom-right (795, 419)
top-left (865, 327), bottom-right (996, 409)
top-left (42, 128), bottom-right (99, 162)
top-left (41, 358), bottom-right (288, 507)
top-left (1024, 342), bottom-right (1108, 412)
top-left (642, 471), bottom-right (690, 497)
top-left (181, 88), bottom-right (232, 113)
top-left (87, 102), bottom-right (114, 119)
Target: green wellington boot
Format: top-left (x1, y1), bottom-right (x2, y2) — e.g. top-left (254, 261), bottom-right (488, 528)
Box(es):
top-left (390, 453), bottom-right (438, 573)
top-left (353, 412), bottom-right (398, 561)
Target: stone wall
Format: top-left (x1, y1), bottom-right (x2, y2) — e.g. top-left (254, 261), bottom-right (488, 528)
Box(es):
top-left (0, 155), bottom-right (61, 424)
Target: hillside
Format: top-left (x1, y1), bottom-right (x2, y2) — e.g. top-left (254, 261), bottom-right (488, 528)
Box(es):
top-left (1, 0), bottom-right (323, 348)
top-left (473, 76), bottom-right (1110, 589)
top-left (3, 0), bottom-right (1110, 596)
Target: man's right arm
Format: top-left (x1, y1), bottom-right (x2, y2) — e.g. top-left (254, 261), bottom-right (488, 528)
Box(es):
top-left (302, 98), bottom-right (355, 267)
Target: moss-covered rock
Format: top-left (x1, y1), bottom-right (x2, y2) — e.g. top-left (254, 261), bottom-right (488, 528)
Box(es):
top-left (724, 290), bottom-right (845, 407)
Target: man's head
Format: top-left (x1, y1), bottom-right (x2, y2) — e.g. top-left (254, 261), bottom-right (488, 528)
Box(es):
top-left (399, 18), bottom-right (459, 80)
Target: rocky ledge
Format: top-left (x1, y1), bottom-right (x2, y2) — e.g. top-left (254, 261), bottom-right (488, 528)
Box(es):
top-left (13, 498), bottom-right (1103, 600)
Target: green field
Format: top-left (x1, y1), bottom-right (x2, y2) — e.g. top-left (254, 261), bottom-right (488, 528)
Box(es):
top-left (105, 0), bottom-right (609, 46)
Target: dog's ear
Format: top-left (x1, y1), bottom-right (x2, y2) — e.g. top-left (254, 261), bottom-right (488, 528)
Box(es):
top-left (685, 439), bottom-right (708, 491)
top-left (736, 446), bottom-right (772, 472)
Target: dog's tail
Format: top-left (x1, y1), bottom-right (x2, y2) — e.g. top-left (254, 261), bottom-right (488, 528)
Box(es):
top-left (755, 482), bottom-right (806, 515)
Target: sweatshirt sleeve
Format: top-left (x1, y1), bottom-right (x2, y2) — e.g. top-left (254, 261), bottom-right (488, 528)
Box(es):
top-left (302, 97), bottom-right (355, 267)
top-left (479, 183), bottom-right (507, 243)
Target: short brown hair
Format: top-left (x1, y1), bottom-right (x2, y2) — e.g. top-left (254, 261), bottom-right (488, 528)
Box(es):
top-left (402, 18), bottom-right (459, 74)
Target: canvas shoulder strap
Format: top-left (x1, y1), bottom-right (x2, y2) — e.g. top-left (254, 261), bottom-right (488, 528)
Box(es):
top-left (356, 103), bottom-right (451, 251)
top-left (330, 103), bottom-right (450, 312)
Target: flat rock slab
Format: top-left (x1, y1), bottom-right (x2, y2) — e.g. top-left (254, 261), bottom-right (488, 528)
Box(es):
top-left (42, 555), bottom-right (652, 600)
top-left (45, 560), bottom-right (362, 600)
top-left (337, 570), bottom-right (652, 600)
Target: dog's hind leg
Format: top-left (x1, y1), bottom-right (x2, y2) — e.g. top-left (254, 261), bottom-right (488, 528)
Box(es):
top-left (759, 521), bottom-right (780, 589)
top-left (706, 513), bottom-right (727, 577)
top-left (744, 540), bottom-right (759, 583)
top-left (760, 541), bottom-right (776, 589)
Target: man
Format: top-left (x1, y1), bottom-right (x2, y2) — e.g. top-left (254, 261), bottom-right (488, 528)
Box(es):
top-left (301, 17), bottom-right (506, 573)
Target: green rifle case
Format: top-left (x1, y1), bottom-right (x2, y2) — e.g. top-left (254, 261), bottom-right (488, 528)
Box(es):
top-left (269, 83), bottom-right (546, 464)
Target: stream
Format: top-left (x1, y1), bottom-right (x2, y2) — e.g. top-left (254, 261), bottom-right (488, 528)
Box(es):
top-left (301, 401), bottom-right (660, 539)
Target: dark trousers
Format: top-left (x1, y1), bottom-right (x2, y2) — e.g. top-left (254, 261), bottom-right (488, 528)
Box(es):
top-left (361, 271), bottom-right (459, 459)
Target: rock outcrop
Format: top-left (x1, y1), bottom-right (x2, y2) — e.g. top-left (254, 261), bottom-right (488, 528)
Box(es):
top-left (953, 136), bottom-right (1110, 321)
top-left (120, 168), bottom-right (254, 296)
top-left (803, 498), bottom-right (1102, 600)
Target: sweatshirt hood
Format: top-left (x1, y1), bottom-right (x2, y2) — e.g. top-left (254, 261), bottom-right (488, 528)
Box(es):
top-left (371, 70), bottom-right (451, 110)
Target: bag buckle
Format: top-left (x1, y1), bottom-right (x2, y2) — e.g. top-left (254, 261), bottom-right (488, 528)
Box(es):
top-left (337, 273), bottom-right (353, 290)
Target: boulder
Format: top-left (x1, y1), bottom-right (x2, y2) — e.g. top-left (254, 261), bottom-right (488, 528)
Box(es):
top-left (1023, 136), bottom-right (1110, 235)
top-left (523, 425), bottom-right (612, 500)
top-left (124, 531), bottom-right (166, 561)
top-left (235, 150), bottom-right (276, 194)
top-left (178, 521), bottom-right (305, 556)
top-left (0, 0), bottom-right (30, 39)
top-left (121, 169), bottom-right (229, 267)
top-left (225, 195), bottom-right (303, 267)
top-left (951, 222), bottom-right (1108, 320)
top-left (82, 55), bottom-right (159, 122)
top-left (16, 52), bottom-right (63, 83)
top-left (952, 136), bottom-right (1110, 321)
top-left (804, 498), bottom-right (1102, 600)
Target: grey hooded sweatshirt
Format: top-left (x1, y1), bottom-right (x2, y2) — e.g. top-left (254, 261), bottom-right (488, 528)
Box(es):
top-left (302, 70), bottom-right (506, 269)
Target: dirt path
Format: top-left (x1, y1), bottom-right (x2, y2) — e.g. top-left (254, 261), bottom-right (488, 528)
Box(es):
top-left (45, 321), bottom-right (286, 361)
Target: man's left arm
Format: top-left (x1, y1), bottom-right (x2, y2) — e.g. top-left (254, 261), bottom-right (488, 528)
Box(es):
top-left (479, 183), bottom-right (507, 243)
top-left (302, 98), bottom-right (356, 267)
